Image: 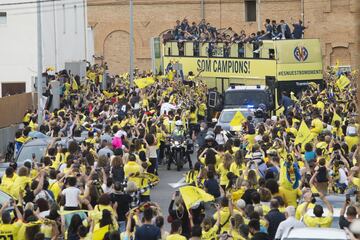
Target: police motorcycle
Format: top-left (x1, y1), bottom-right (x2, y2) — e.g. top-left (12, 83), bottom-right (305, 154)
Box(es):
top-left (167, 120), bottom-right (194, 171)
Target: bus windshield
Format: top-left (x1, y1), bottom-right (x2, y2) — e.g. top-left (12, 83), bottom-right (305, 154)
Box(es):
top-left (224, 90), bottom-right (270, 109)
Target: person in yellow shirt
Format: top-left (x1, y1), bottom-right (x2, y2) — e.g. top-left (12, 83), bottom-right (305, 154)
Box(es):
top-left (301, 191), bottom-right (333, 228)
top-left (194, 204), bottom-right (221, 240)
top-left (230, 151), bottom-right (245, 177)
top-left (124, 154), bottom-right (142, 187)
top-left (0, 167), bottom-right (17, 195)
top-left (217, 153), bottom-right (233, 190)
top-left (213, 197), bottom-right (233, 234)
top-left (0, 200), bottom-right (23, 240)
top-left (11, 166), bottom-right (32, 199)
top-left (310, 114), bottom-right (324, 135)
top-left (166, 219), bottom-right (186, 240)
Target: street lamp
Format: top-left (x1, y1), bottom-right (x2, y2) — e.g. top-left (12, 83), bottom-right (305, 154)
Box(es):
top-left (129, 0), bottom-right (134, 88)
top-left (37, 0), bottom-right (43, 125)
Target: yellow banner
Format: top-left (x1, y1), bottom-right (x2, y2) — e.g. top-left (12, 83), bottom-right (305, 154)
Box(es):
top-left (277, 63), bottom-right (323, 81)
top-left (179, 186), bottom-right (214, 210)
top-left (134, 77), bottom-right (155, 89)
top-left (274, 39), bottom-right (322, 64)
top-left (163, 57), bottom-right (276, 79)
top-left (294, 121), bottom-right (314, 146)
top-left (229, 111), bottom-right (246, 127)
top-left (336, 75), bottom-right (350, 91)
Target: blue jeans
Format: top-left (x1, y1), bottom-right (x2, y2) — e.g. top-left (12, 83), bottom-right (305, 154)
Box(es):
top-left (118, 221), bottom-right (126, 233)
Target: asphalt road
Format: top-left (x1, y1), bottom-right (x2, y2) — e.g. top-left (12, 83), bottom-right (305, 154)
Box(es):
top-left (151, 162), bottom-right (190, 230)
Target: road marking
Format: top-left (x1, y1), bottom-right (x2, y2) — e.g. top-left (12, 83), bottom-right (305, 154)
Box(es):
top-left (168, 177), bottom-right (188, 188)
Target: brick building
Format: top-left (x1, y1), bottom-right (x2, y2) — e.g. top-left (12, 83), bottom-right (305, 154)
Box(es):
top-left (87, 0), bottom-right (360, 75)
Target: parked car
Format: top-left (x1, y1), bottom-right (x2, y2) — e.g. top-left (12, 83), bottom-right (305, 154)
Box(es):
top-left (0, 137), bottom-right (84, 176)
top-left (0, 190), bottom-right (14, 212)
top-left (305, 194), bottom-right (357, 228)
top-left (281, 227), bottom-right (350, 240)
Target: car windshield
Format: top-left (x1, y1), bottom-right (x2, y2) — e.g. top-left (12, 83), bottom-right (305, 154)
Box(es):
top-left (224, 90), bottom-right (269, 108)
top-left (219, 111), bottom-right (236, 123)
top-left (0, 191), bottom-right (12, 205)
top-left (16, 145), bottom-right (47, 164)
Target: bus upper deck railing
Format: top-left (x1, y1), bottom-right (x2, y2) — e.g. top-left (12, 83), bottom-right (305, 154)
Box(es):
top-left (163, 40), bottom-right (276, 60)
top-left (162, 39), bottom-right (317, 60)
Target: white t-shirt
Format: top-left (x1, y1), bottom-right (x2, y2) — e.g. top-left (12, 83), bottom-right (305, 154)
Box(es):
top-left (62, 186), bottom-right (81, 207)
top-left (160, 102), bottom-right (177, 115)
top-left (338, 168), bottom-right (348, 185)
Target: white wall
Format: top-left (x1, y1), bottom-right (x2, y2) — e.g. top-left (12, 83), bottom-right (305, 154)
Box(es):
top-left (0, 1), bottom-right (37, 95)
top-left (0, 0), bottom-right (91, 97)
top-left (42, 0), bottom-right (88, 71)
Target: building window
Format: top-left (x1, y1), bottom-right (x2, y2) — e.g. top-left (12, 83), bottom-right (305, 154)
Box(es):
top-left (1, 82), bottom-right (26, 97)
top-left (0, 12), bottom-right (7, 24)
top-left (245, 0), bottom-right (256, 22)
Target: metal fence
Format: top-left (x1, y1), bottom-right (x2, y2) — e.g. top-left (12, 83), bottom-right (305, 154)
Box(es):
top-left (0, 124), bottom-right (19, 159)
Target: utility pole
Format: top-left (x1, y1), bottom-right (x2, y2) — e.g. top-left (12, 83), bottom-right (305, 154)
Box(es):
top-left (200, 0), bottom-right (204, 19)
top-left (129, 0), bottom-right (134, 88)
top-left (37, 0), bottom-right (43, 125)
top-left (257, 0), bottom-right (261, 31)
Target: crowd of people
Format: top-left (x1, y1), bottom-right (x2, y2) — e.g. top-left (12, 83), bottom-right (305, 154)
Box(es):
top-left (0, 61), bottom-right (359, 240)
top-left (162, 18), bottom-right (305, 44)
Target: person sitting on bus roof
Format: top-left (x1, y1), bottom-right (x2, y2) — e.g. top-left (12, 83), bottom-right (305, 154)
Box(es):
top-left (279, 20), bottom-right (292, 40)
top-left (292, 19), bottom-right (305, 39)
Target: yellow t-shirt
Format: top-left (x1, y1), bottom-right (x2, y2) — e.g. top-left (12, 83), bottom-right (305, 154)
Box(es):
top-left (345, 136), bottom-right (359, 150)
top-left (11, 176), bottom-right (31, 199)
top-left (304, 212), bottom-right (333, 228)
top-left (201, 225), bottom-right (218, 240)
top-left (0, 174), bottom-right (17, 194)
top-left (278, 186), bottom-right (301, 207)
top-left (166, 233), bottom-right (186, 240)
top-left (311, 118), bottom-right (324, 134)
top-left (198, 103), bottom-right (207, 117)
top-left (217, 163), bottom-right (230, 186)
top-left (351, 177), bottom-right (360, 188)
top-left (189, 112), bottom-right (198, 124)
top-left (229, 162), bottom-right (244, 177)
top-left (295, 202), bottom-right (315, 220)
top-left (213, 207), bottom-right (235, 233)
top-left (49, 181), bottom-right (62, 201)
top-left (230, 229), bottom-right (246, 240)
top-left (0, 221), bottom-right (23, 240)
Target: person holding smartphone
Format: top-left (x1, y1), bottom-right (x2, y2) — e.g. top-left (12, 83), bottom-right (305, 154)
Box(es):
top-left (339, 195), bottom-right (358, 229)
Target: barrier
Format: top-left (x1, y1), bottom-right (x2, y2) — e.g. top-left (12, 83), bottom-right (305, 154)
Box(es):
top-left (0, 92), bottom-right (37, 128)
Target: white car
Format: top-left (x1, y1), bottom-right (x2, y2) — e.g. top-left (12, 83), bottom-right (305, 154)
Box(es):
top-left (281, 227), bottom-right (350, 240)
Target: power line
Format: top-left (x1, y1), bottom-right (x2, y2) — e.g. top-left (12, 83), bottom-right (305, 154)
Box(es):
top-left (0, 0), bottom-right (59, 6)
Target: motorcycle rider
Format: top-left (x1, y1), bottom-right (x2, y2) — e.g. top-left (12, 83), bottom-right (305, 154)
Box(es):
top-left (167, 120), bottom-right (193, 170)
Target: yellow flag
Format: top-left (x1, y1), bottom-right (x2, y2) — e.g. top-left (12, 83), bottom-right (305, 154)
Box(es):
top-left (315, 101), bottom-right (325, 110)
top-left (294, 121), bottom-right (314, 145)
top-left (290, 92), bottom-right (298, 102)
top-left (93, 225), bottom-right (110, 240)
top-left (331, 112), bottom-right (342, 125)
top-left (179, 186), bottom-right (215, 210)
top-left (72, 78), bottom-right (79, 90)
top-left (336, 75), bottom-right (350, 91)
top-left (229, 111), bottom-right (246, 128)
top-left (134, 77), bottom-right (155, 89)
